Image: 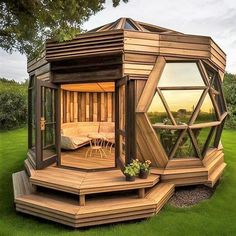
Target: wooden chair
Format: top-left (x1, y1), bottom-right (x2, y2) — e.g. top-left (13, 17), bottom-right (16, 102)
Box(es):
top-left (85, 138), bottom-right (106, 158)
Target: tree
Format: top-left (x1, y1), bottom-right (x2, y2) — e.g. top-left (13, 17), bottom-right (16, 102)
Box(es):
top-left (0, 0), bottom-right (128, 59)
top-left (223, 72), bottom-right (236, 129)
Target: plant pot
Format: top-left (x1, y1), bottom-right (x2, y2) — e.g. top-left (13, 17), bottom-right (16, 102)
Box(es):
top-left (125, 175), bottom-right (135, 182)
top-left (139, 169), bottom-right (149, 179)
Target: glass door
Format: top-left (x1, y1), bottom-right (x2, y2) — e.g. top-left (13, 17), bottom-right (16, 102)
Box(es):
top-left (115, 76), bottom-right (135, 167)
top-left (36, 80), bottom-right (59, 169)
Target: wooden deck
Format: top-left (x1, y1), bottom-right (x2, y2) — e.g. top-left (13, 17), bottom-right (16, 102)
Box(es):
top-left (29, 165), bottom-right (160, 196)
top-left (61, 146), bottom-right (115, 170)
top-left (14, 149), bottom-right (226, 228)
top-left (13, 170), bottom-right (173, 228)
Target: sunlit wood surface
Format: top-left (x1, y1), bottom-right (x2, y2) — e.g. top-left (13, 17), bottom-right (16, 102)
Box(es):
top-left (61, 146), bottom-right (115, 170)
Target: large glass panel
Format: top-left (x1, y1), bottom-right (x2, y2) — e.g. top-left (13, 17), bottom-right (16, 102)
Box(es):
top-left (195, 93), bottom-right (217, 123)
top-left (173, 133), bottom-right (196, 158)
top-left (192, 127), bottom-right (212, 154)
top-left (124, 20), bottom-right (137, 30)
top-left (158, 63), bottom-right (205, 87)
top-left (154, 128), bottom-right (181, 156)
top-left (41, 86), bottom-right (56, 161)
top-left (162, 90), bottom-right (202, 124)
top-left (147, 93), bottom-right (171, 125)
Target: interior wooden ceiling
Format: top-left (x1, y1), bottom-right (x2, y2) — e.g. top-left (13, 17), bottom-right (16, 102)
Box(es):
top-left (61, 82), bottom-right (115, 92)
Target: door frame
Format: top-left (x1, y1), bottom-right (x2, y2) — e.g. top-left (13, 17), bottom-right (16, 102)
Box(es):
top-left (35, 79), bottom-right (60, 169)
top-left (115, 76), bottom-right (136, 168)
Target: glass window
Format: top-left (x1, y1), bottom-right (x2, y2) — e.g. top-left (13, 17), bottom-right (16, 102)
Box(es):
top-left (162, 90), bottom-right (202, 124)
top-left (158, 63), bottom-right (205, 87)
top-left (147, 93), bottom-right (171, 125)
top-left (173, 133), bottom-right (196, 158)
top-left (146, 62), bottom-right (224, 160)
top-left (154, 128), bottom-right (181, 156)
top-left (124, 20), bottom-right (137, 30)
top-left (194, 93), bottom-right (217, 124)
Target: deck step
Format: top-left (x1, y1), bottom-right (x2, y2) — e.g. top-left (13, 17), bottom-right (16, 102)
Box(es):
top-left (152, 167), bottom-right (208, 186)
top-left (13, 170), bottom-right (173, 228)
top-left (205, 152), bottom-right (224, 175)
top-left (30, 167), bottom-right (160, 195)
top-left (206, 162), bottom-right (227, 188)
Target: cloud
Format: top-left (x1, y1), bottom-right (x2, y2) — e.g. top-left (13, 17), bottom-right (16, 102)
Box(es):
top-left (0, 49), bottom-right (27, 82)
top-left (0, 0), bottom-right (235, 82)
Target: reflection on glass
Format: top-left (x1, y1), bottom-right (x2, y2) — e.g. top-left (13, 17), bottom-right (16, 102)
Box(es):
top-left (192, 127), bottom-right (211, 154)
top-left (173, 133), bottom-right (196, 158)
top-left (193, 127), bottom-right (217, 157)
top-left (158, 63), bottom-right (205, 87)
top-left (45, 88), bottom-right (54, 122)
top-left (147, 93), bottom-right (170, 125)
top-left (162, 90), bottom-right (202, 124)
top-left (124, 20), bottom-right (137, 30)
top-left (211, 77), bottom-right (226, 115)
top-left (195, 93), bottom-right (217, 123)
top-left (42, 124), bottom-right (56, 161)
top-left (154, 128), bottom-right (181, 156)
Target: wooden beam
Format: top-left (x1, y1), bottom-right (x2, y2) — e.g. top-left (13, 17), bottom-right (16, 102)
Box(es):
top-left (136, 56), bottom-right (165, 112)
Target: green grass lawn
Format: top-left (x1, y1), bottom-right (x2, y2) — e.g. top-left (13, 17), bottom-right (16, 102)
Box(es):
top-left (0, 128), bottom-right (236, 236)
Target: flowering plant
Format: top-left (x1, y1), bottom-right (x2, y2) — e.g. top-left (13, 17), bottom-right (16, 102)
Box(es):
top-left (139, 160), bottom-right (151, 172)
top-left (124, 165), bottom-right (137, 177)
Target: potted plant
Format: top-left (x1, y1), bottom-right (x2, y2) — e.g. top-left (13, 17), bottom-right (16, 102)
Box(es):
top-left (139, 160), bottom-right (151, 179)
top-left (131, 159), bottom-right (141, 175)
top-left (124, 165), bottom-right (137, 181)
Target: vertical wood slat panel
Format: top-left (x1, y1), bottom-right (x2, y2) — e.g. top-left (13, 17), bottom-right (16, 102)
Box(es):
top-left (66, 91), bottom-right (70, 122)
top-left (85, 92), bottom-right (90, 121)
top-left (61, 89), bottom-right (115, 123)
top-left (93, 93), bottom-right (98, 121)
top-left (70, 92), bottom-right (74, 122)
top-left (61, 90), bottom-right (63, 123)
top-left (81, 93), bottom-right (86, 122)
top-left (107, 92), bottom-right (112, 122)
top-left (112, 92), bottom-right (115, 122)
top-left (74, 92), bottom-right (78, 122)
top-left (101, 93), bottom-right (105, 121)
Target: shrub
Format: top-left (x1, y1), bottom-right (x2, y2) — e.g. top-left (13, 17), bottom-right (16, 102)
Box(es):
top-left (0, 78), bottom-right (28, 130)
top-left (223, 73), bottom-right (236, 129)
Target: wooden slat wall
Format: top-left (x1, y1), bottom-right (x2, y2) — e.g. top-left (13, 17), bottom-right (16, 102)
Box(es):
top-left (123, 31), bottom-right (226, 77)
top-left (61, 90), bottom-right (115, 123)
top-left (46, 30), bottom-right (124, 61)
top-left (210, 39), bottom-right (226, 72)
top-left (123, 31), bottom-right (159, 77)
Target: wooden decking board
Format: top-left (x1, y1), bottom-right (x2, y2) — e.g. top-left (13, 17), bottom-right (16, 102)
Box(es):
top-left (30, 167), bottom-right (160, 196)
top-left (206, 162), bottom-right (226, 187)
top-left (13, 170), bottom-right (175, 227)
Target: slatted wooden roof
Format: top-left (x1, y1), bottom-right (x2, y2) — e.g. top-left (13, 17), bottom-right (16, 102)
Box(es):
top-left (88, 17), bottom-right (182, 34)
top-left (28, 18), bottom-right (226, 75)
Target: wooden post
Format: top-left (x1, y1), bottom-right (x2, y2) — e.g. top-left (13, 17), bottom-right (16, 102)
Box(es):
top-left (79, 195), bottom-right (85, 206)
top-left (138, 188), bottom-right (145, 198)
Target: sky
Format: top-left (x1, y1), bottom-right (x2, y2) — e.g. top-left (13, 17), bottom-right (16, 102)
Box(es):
top-left (0, 0), bottom-right (235, 82)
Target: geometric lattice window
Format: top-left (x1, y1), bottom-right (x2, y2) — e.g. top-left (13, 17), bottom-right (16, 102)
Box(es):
top-left (147, 61), bottom-right (224, 160)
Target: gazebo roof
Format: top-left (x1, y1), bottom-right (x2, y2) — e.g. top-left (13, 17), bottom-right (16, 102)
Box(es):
top-left (88, 17), bottom-right (182, 34)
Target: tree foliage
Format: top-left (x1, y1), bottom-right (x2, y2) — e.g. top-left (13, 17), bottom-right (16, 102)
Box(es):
top-left (0, 0), bottom-right (128, 58)
top-left (0, 78), bottom-right (28, 129)
top-left (223, 72), bottom-right (236, 129)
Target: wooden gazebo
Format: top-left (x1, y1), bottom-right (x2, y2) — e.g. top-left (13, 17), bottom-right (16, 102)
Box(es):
top-left (13, 18), bottom-right (227, 227)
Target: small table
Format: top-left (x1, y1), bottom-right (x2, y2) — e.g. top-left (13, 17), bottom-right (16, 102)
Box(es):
top-left (85, 134), bottom-right (107, 158)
